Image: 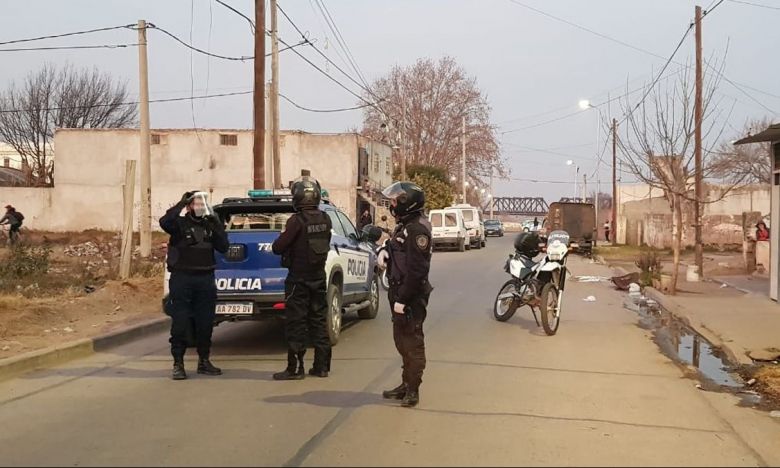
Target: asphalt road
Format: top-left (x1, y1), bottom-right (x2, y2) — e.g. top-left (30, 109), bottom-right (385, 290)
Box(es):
top-left (1, 236), bottom-right (779, 466)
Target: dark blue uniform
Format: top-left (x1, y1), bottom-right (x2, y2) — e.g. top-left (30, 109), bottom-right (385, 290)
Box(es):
top-left (160, 203), bottom-right (229, 361)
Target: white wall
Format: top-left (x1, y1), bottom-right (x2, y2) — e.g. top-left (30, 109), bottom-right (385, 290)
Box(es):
top-left (0, 129), bottom-right (389, 232)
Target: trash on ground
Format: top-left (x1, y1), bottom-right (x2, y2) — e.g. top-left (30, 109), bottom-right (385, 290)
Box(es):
top-left (576, 276), bottom-right (609, 283)
top-left (63, 327), bottom-right (74, 333)
top-left (720, 283), bottom-right (729, 289)
top-left (747, 378), bottom-right (757, 386)
top-left (611, 272), bottom-right (641, 291)
top-left (770, 411), bottom-right (780, 419)
top-left (583, 296), bottom-right (597, 302)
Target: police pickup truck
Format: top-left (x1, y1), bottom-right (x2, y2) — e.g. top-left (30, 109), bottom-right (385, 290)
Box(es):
top-left (164, 189), bottom-right (382, 345)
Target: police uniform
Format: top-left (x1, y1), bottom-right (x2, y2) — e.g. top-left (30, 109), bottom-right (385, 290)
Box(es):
top-left (379, 181), bottom-right (432, 407)
top-left (271, 182), bottom-right (333, 380)
top-left (160, 193), bottom-right (229, 380)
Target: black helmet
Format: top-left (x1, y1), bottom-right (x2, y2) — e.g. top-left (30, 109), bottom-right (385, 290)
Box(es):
top-left (382, 181), bottom-right (425, 220)
top-left (291, 177), bottom-right (322, 211)
top-left (514, 231), bottom-right (541, 257)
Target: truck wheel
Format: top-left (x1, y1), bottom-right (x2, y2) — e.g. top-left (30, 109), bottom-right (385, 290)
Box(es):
top-left (358, 275), bottom-right (380, 319)
top-left (458, 238), bottom-right (465, 252)
top-left (481, 238), bottom-right (486, 248)
top-left (474, 238), bottom-right (482, 249)
top-left (326, 282), bottom-right (343, 345)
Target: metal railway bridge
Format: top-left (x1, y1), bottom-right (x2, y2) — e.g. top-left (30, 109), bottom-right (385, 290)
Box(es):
top-left (487, 197), bottom-right (549, 216)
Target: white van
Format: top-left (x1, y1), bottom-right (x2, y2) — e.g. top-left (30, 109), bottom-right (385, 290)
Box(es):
top-left (448, 204), bottom-right (486, 249)
top-left (428, 208), bottom-right (470, 252)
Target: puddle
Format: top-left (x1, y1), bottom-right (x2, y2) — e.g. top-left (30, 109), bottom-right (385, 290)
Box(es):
top-left (624, 294), bottom-right (745, 390)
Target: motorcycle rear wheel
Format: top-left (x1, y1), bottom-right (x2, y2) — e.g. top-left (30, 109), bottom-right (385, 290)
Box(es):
top-left (494, 280), bottom-right (520, 322)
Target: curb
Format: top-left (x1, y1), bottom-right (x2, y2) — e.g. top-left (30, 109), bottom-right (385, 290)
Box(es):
top-left (0, 316), bottom-right (170, 382)
top-left (642, 287), bottom-right (748, 366)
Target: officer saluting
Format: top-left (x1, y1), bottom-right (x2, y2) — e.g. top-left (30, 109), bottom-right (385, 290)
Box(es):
top-left (378, 181), bottom-right (433, 407)
top-left (272, 172), bottom-right (333, 380)
top-left (160, 191), bottom-right (229, 380)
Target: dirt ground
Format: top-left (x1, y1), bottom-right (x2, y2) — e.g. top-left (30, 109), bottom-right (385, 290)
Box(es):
top-left (0, 231), bottom-right (168, 360)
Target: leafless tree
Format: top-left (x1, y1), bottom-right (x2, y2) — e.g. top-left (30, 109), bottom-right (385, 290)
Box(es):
top-left (360, 57), bottom-right (505, 189)
top-left (615, 59), bottom-right (739, 294)
top-left (709, 117), bottom-right (772, 185)
top-left (0, 64), bottom-right (137, 186)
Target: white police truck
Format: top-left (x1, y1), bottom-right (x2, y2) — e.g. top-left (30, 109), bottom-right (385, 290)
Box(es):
top-left (164, 189), bottom-right (381, 345)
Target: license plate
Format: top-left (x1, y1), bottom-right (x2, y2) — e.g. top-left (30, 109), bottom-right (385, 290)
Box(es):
top-left (215, 303), bottom-right (253, 315)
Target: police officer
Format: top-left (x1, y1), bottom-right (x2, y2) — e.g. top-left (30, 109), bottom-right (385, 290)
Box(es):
top-left (271, 174), bottom-right (333, 380)
top-left (160, 191), bottom-right (229, 380)
top-left (378, 181), bottom-right (433, 408)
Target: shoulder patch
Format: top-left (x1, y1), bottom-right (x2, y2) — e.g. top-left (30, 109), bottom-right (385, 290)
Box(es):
top-left (416, 234), bottom-right (429, 250)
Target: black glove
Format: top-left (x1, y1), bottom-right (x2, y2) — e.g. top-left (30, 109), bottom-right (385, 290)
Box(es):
top-left (180, 191), bottom-right (195, 205)
top-left (205, 213), bottom-right (222, 228)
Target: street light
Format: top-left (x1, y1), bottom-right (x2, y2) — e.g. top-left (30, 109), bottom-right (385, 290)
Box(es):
top-left (566, 160), bottom-right (579, 199)
top-left (578, 98), bottom-right (602, 236)
top-left (578, 99), bottom-right (593, 110)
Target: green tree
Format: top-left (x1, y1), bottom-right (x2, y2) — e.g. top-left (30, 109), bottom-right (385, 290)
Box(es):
top-left (410, 172), bottom-right (453, 210)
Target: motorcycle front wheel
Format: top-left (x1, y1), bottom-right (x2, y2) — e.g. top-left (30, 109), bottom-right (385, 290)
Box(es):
top-left (539, 282), bottom-right (561, 335)
top-left (494, 280), bottom-right (520, 322)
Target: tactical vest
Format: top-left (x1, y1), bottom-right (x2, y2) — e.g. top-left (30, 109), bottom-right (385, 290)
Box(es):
top-left (287, 209), bottom-right (331, 277)
top-left (168, 217), bottom-right (216, 273)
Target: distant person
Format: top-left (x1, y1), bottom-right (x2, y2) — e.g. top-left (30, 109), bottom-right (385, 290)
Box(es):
top-left (756, 221), bottom-right (770, 241)
top-left (360, 209), bottom-right (373, 229)
top-left (533, 217), bottom-right (539, 230)
top-left (0, 205), bottom-right (24, 245)
top-left (604, 220), bottom-right (612, 242)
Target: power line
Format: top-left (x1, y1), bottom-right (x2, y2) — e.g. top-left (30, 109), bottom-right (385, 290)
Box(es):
top-left (0, 43), bottom-right (138, 52)
top-left (213, 0), bottom-right (256, 32)
top-left (0, 24), bottom-right (134, 47)
top-left (312, 0), bottom-right (370, 90)
top-left (727, 0), bottom-right (780, 10)
top-left (279, 93), bottom-right (380, 113)
top-left (146, 23), bottom-right (253, 61)
top-left (0, 90), bottom-right (254, 114)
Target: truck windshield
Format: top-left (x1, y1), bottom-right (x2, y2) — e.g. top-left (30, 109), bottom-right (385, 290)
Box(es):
top-left (461, 210), bottom-right (474, 222)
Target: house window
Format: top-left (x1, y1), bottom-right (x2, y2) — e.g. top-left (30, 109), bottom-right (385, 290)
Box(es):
top-left (373, 154), bottom-right (380, 173)
top-left (151, 134), bottom-right (167, 145)
top-left (220, 134), bottom-right (238, 146)
top-left (386, 157), bottom-right (391, 175)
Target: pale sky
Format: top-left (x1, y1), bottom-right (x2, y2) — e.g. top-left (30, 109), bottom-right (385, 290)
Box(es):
top-left (2, 0), bottom-right (778, 200)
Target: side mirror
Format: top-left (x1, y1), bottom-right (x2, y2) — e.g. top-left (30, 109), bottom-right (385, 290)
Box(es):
top-left (361, 224), bottom-right (383, 243)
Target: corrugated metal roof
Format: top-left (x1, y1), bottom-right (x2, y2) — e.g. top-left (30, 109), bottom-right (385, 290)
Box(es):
top-left (734, 123), bottom-right (780, 145)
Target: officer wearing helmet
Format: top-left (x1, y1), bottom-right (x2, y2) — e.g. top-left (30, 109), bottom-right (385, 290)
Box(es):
top-left (160, 191), bottom-right (229, 380)
top-left (271, 171), bottom-right (333, 380)
top-left (377, 181), bottom-right (433, 407)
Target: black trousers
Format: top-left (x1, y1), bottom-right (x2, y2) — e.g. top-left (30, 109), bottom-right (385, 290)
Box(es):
top-left (388, 289), bottom-right (429, 391)
top-left (284, 276), bottom-right (331, 371)
top-left (168, 271), bottom-right (217, 360)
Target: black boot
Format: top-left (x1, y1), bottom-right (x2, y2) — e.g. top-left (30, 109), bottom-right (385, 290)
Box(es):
top-left (172, 360), bottom-right (187, 380)
top-left (401, 389), bottom-right (419, 408)
top-left (308, 367), bottom-right (329, 378)
top-left (274, 351), bottom-right (305, 381)
top-left (197, 357), bottom-right (222, 376)
top-left (382, 383), bottom-right (407, 400)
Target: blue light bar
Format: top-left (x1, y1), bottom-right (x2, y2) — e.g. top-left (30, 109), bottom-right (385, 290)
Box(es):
top-left (248, 189), bottom-right (274, 198)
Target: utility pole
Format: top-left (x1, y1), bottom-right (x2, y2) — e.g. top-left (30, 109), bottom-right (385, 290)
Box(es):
top-left (400, 106), bottom-right (407, 181)
top-left (612, 118), bottom-right (618, 246)
top-left (137, 20), bottom-right (151, 258)
top-left (583, 174), bottom-right (588, 201)
top-left (489, 167), bottom-right (494, 219)
top-left (694, 5), bottom-right (704, 277)
top-left (270, 0), bottom-right (281, 188)
top-left (253, 0), bottom-right (266, 189)
top-left (462, 116), bottom-right (467, 203)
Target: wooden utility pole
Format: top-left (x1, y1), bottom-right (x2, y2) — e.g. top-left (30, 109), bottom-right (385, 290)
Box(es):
top-left (137, 20), bottom-right (152, 258)
top-left (253, 0), bottom-right (266, 189)
top-left (400, 106), bottom-right (407, 181)
top-left (120, 160), bottom-right (137, 279)
top-left (461, 116), bottom-right (467, 203)
top-left (270, 0), bottom-right (281, 188)
top-left (612, 118), bottom-right (618, 245)
top-left (694, 5), bottom-right (704, 277)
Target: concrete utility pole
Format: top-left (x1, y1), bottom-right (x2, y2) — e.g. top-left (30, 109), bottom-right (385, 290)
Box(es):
top-left (462, 116), bottom-right (467, 203)
top-left (694, 5), bottom-right (704, 277)
top-left (612, 118), bottom-right (618, 246)
top-left (270, 0), bottom-right (281, 188)
top-left (120, 160), bottom-right (136, 279)
top-left (583, 174), bottom-right (588, 201)
top-left (253, 0), bottom-right (266, 189)
top-left (137, 20), bottom-right (152, 258)
top-left (489, 167), bottom-right (494, 219)
top-left (400, 106), bottom-right (407, 181)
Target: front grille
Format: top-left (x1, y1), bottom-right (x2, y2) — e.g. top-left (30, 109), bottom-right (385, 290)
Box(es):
top-left (225, 244), bottom-right (246, 262)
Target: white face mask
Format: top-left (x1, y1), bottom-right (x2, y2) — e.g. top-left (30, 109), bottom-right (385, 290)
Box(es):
top-left (189, 192), bottom-right (212, 218)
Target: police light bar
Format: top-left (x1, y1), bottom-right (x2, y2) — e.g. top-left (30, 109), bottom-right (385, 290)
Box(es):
top-left (248, 189), bottom-right (292, 198)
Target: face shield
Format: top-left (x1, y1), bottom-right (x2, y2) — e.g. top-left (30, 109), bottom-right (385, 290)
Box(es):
top-left (188, 191), bottom-right (213, 218)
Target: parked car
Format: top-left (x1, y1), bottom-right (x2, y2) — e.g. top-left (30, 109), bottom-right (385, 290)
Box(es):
top-left (163, 188), bottom-right (382, 345)
top-left (484, 219), bottom-right (504, 237)
top-left (429, 208), bottom-right (470, 252)
top-left (447, 204), bottom-right (486, 249)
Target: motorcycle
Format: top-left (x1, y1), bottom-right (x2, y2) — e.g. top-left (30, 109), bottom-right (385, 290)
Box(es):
top-left (369, 215), bottom-right (391, 291)
top-left (493, 230), bottom-right (571, 335)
